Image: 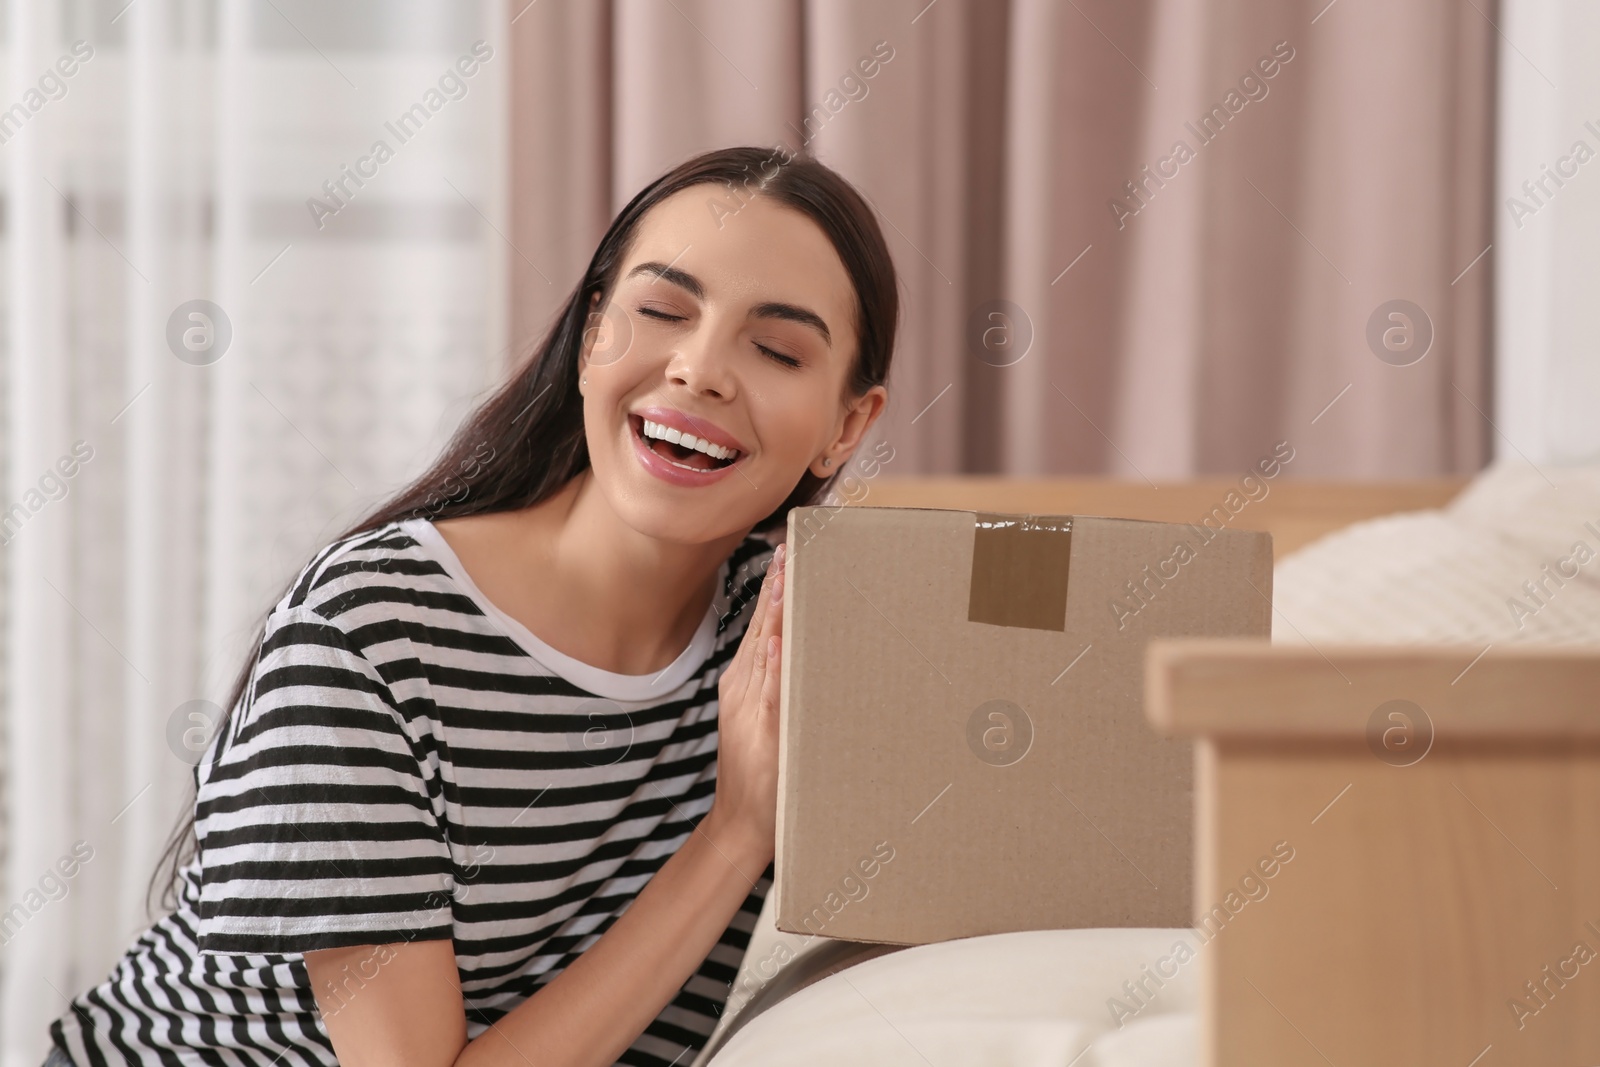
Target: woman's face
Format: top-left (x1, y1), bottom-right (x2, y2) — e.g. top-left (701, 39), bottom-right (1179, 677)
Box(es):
top-left (579, 183), bottom-right (887, 544)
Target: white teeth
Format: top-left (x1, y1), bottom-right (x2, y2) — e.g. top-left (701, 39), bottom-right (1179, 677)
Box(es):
top-left (640, 417), bottom-right (740, 462)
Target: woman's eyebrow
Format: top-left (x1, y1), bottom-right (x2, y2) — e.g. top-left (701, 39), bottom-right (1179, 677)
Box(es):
top-left (628, 261), bottom-right (703, 298)
top-left (626, 260), bottom-right (833, 348)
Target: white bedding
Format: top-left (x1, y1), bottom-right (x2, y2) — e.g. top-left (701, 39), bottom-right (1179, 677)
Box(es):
top-left (1273, 457), bottom-right (1600, 645)
top-left (698, 457), bottom-right (1600, 1067)
top-left (701, 927), bottom-right (1197, 1067)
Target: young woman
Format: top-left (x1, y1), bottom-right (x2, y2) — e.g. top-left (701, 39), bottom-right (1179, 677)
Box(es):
top-left (46, 145), bottom-right (896, 1067)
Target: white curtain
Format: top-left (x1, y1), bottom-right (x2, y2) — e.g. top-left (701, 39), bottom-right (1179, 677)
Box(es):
top-left (1496, 0), bottom-right (1600, 464)
top-left (0, 2), bottom-right (508, 1060)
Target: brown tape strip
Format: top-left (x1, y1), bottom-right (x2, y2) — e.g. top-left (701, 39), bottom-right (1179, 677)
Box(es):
top-left (967, 513), bottom-right (1072, 631)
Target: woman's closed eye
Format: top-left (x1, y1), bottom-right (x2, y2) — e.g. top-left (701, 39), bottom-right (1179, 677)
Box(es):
top-left (636, 305), bottom-right (685, 322)
top-left (635, 305), bottom-right (803, 368)
top-left (754, 343), bottom-right (802, 369)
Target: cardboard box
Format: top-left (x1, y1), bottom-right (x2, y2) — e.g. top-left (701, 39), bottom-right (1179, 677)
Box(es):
top-left (774, 505), bottom-right (1272, 945)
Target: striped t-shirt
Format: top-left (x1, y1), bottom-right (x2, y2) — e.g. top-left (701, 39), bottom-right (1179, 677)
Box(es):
top-left (50, 516), bottom-right (778, 1066)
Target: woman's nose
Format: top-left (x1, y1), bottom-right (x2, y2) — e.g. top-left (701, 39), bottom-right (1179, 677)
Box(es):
top-left (665, 321), bottom-right (737, 397)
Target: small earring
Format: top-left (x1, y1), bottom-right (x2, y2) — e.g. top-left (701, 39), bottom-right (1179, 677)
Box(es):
top-left (822, 457), bottom-right (832, 468)
top-left (580, 377), bottom-right (586, 385)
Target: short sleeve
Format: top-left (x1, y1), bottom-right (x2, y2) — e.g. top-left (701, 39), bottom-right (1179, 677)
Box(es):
top-left (194, 603), bottom-right (455, 955)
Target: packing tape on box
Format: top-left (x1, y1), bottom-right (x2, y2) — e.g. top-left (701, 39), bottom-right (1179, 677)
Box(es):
top-left (967, 513), bottom-right (1072, 631)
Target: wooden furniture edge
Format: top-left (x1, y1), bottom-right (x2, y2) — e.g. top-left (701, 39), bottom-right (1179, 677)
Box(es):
top-left (856, 476), bottom-right (1468, 502)
top-left (849, 477), bottom-right (1470, 557)
top-left (1144, 637), bottom-right (1600, 738)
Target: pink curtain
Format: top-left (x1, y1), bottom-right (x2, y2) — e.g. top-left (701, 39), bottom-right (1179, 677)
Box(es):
top-left (508, 0), bottom-right (1496, 479)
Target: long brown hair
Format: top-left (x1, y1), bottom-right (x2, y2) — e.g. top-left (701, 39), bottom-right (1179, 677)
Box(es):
top-left (148, 145), bottom-right (901, 912)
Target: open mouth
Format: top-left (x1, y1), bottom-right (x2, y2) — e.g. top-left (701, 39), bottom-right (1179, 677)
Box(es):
top-left (629, 414), bottom-right (742, 472)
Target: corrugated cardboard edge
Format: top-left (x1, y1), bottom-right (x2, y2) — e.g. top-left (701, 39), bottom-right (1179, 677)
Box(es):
top-left (773, 509), bottom-right (800, 924)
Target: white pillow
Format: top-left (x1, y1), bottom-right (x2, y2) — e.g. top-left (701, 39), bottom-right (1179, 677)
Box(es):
top-left (1272, 457), bottom-right (1600, 645)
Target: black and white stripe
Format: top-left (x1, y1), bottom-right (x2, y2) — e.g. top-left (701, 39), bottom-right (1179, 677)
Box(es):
top-left (51, 518), bottom-right (777, 1066)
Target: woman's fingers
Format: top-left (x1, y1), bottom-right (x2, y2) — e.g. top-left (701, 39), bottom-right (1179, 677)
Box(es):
top-left (727, 560), bottom-right (771, 679)
top-left (724, 544), bottom-right (786, 709)
top-left (737, 547), bottom-right (785, 701)
top-left (759, 635), bottom-right (782, 720)
top-left (711, 544), bottom-right (787, 855)
top-left (737, 547), bottom-right (785, 665)
top-left (747, 552), bottom-right (785, 707)
top-left (756, 547), bottom-right (785, 660)
top-left (767, 553), bottom-right (784, 639)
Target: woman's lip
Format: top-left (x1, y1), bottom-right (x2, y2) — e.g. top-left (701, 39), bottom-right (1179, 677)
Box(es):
top-left (628, 413), bottom-right (744, 487)
top-left (631, 405), bottom-right (748, 454)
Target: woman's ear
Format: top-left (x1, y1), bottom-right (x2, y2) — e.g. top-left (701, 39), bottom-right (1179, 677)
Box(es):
top-left (811, 384), bottom-right (889, 477)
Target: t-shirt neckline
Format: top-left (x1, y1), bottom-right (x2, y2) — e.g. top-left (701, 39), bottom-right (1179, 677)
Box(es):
top-left (402, 517), bottom-right (724, 702)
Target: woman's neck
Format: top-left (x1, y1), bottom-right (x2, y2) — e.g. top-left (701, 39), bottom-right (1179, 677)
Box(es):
top-left (438, 471), bottom-right (750, 677)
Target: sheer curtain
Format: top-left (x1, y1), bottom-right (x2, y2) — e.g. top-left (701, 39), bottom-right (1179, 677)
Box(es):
top-left (1496, 0), bottom-right (1600, 464)
top-left (0, 2), bottom-right (507, 1059)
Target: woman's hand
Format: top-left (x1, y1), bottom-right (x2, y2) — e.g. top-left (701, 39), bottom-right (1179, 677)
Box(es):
top-left (708, 541), bottom-right (786, 867)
